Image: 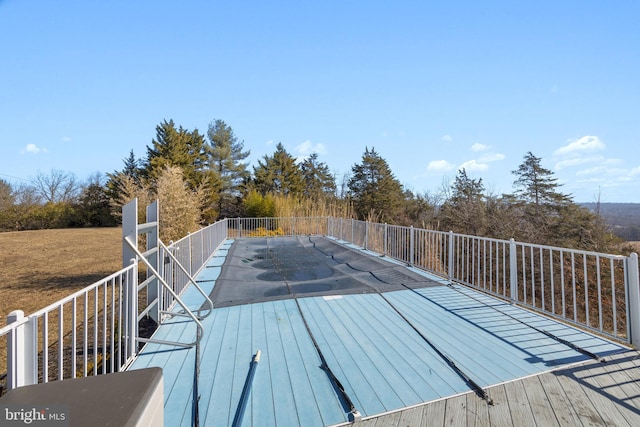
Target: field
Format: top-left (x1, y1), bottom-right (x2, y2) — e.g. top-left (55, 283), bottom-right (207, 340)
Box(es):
top-left (0, 228), bottom-right (122, 326)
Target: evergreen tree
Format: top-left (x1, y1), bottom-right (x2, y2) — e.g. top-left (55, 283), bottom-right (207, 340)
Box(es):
top-left (300, 153), bottom-right (336, 199)
top-left (122, 149), bottom-right (142, 184)
top-left (440, 168), bottom-right (487, 235)
top-left (512, 152), bottom-right (571, 213)
top-left (143, 119), bottom-right (210, 190)
top-left (206, 119), bottom-right (250, 217)
top-left (347, 147), bottom-right (404, 222)
top-left (106, 150), bottom-right (145, 220)
top-left (253, 143), bottom-right (304, 196)
top-left (76, 173), bottom-right (118, 227)
top-left (510, 152), bottom-right (572, 241)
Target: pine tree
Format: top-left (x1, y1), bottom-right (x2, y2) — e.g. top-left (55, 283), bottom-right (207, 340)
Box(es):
top-left (510, 152), bottom-right (572, 242)
top-left (347, 147), bottom-right (404, 222)
top-left (512, 152), bottom-right (571, 213)
top-left (143, 119), bottom-right (209, 190)
top-left (206, 120), bottom-right (250, 217)
top-left (253, 143), bottom-right (304, 196)
top-left (77, 173), bottom-right (117, 227)
top-left (440, 168), bottom-right (487, 235)
top-left (300, 153), bottom-right (336, 199)
top-left (122, 149), bottom-right (142, 183)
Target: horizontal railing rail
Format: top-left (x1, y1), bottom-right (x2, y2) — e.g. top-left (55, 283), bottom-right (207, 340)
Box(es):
top-left (1, 264), bottom-right (137, 393)
top-left (4, 213), bottom-right (639, 398)
top-left (326, 217), bottom-right (640, 347)
top-left (2, 202), bottom-right (230, 396)
top-left (226, 217), bottom-right (329, 238)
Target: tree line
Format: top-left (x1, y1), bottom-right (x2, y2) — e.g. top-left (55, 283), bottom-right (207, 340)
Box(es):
top-left (0, 118), bottom-right (627, 252)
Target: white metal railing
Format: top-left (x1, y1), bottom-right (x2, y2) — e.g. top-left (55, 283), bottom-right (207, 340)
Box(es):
top-left (3, 213), bottom-right (639, 397)
top-left (226, 217), bottom-right (329, 238)
top-left (1, 265), bottom-right (137, 391)
top-left (327, 217), bottom-right (640, 347)
top-left (2, 200), bottom-right (229, 396)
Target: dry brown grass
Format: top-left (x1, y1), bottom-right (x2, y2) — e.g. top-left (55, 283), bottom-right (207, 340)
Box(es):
top-left (0, 228), bottom-right (122, 326)
top-left (629, 241), bottom-right (640, 252)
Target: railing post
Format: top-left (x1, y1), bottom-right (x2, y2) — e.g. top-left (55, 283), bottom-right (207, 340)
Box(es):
top-left (410, 226), bottom-right (415, 266)
top-left (448, 231), bottom-right (454, 280)
top-left (351, 219), bottom-right (354, 244)
top-left (627, 253), bottom-right (640, 348)
top-left (384, 223), bottom-right (388, 256)
top-left (187, 232), bottom-right (193, 275)
top-left (126, 259), bottom-right (139, 358)
top-left (509, 238), bottom-right (518, 303)
top-left (6, 310), bottom-right (37, 390)
top-left (122, 199), bottom-right (138, 270)
top-left (146, 201), bottom-right (159, 324)
top-left (365, 221), bottom-right (369, 250)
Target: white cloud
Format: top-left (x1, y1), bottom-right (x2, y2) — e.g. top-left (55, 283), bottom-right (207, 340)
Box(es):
top-left (440, 135), bottom-right (452, 142)
top-left (427, 160), bottom-right (455, 172)
top-left (478, 153), bottom-right (505, 162)
top-left (266, 140), bottom-right (274, 146)
top-left (471, 143), bottom-right (489, 152)
top-left (554, 135), bottom-right (605, 157)
top-left (295, 140), bottom-right (326, 157)
top-left (296, 140), bottom-right (327, 156)
top-left (20, 143), bottom-right (47, 154)
top-left (575, 166), bottom-right (607, 176)
top-left (459, 160), bottom-right (489, 172)
top-left (293, 140), bottom-right (327, 163)
top-left (555, 155), bottom-right (604, 170)
top-left (630, 166), bottom-right (640, 176)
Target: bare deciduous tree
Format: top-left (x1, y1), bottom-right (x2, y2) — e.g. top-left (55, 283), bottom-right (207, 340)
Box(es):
top-left (33, 169), bottom-right (80, 203)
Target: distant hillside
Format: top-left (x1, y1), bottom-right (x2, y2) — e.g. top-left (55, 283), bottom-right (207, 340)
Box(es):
top-left (581, 203), bottom-right (640, 241)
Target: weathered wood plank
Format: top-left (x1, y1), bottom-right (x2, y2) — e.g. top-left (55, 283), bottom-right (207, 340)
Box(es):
top-left (357, 416), bottom-right (381, 427)
top-left (421, 398), bottom-right (446, 427)
top-left (537, 370), bottom-right (583, 426)
top-left (554, 369), bottom-right (610, 427)
top-left (520, 375), bottom-right (559, 427)
top-left (503, 380), bottom-right (536, 427)
top-left (443, 394), bottom-right (468, 427)
top-left (579, 362), bottom-right (640, 426)
top-left (393, 406), bottom-right (423, 427)
top-left (487, 385), bottom-right (512, 427)
top-left (375, 411), bottom-right (401, 427)
top-left (466, 392), bottom-right (490, 427)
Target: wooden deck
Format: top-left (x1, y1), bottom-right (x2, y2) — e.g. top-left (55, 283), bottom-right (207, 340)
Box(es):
top-left (357, 349), bottom-right (640, 426)
top-left (127, 238), bottom-right (636, 426)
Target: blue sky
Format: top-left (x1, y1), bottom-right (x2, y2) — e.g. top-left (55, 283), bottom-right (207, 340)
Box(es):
top-left (1, 0), bottom-right (639, 202)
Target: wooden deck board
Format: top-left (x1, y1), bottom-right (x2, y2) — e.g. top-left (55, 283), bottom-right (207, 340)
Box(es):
top-left (503, 380), bottom-right (537, 427)
top-left (520, 375), bottom-right (559, 426)
top-left (537, 372), bottom-right (583, 426)
top-left (486, 385), bottom-right (512, 426)
top-left (362, 351), bottom-right (640, 426)
top-left (443, 394), bottom-right (468, 427)
top-left (421, 398), bottom-right (446, 426)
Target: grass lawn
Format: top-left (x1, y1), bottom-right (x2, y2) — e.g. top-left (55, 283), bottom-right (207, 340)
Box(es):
top-left (0, 227), bottom-right (122, 326)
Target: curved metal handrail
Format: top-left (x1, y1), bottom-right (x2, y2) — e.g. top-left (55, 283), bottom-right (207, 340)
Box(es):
top-left (124, 237), bottom-right (204, 349)
top-left (158, 238), bottom-right (214, 320)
